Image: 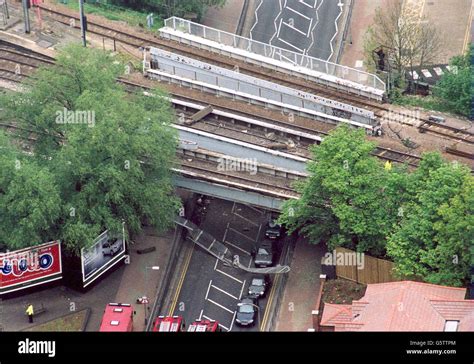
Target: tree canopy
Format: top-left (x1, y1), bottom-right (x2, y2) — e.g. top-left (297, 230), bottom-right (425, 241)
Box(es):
top-left (0, 44), bottom-right (180, 253)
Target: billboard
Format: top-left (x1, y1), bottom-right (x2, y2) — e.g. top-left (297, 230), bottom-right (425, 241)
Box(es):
top-left (81, 225), bottom-right (126, 288)
top-left (0, 241), bottom-right (63, 295)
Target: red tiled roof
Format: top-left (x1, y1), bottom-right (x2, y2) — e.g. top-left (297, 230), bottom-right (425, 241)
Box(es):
top-left (320, 281), bottom-right (474, 331)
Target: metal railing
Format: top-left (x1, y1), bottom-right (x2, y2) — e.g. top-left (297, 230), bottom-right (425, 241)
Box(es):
top-left (163, 17), bottom-right (385, 92)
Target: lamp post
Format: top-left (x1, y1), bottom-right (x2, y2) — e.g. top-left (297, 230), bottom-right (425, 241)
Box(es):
top-left (143, 265), bottom-right (159, 325)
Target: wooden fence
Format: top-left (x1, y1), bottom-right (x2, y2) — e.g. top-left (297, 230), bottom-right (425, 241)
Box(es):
top-left (334, 247), bottom-right (400, 284)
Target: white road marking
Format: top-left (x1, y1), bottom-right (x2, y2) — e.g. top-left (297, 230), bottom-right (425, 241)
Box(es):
top-left (277, 37), bottom-right (305, 53)
top-left (213, 257), bottom-right (219, 271)
top-left (205, 280), bottom-right (212, 300)
top-left (300, 0), bottom-right (317, 9)
top-left (287, 5), bottom-right (311, 20)
top-left (222, 221), bottom-right (230, 241)
top-left (215, 267), bottom-right (244, 284)
top-left (269, 0), bottom-right (285, 44)
top-left (207, 298), bottom-right (235, 314)
top-left (249, 0), bottom-right (264, 39)
top-left (199, 309), bottom-right (204, 320)
top-left (327, 0), bottom-right (343, 61)
top-left (239, 280), bottom-right (246, 300)
top-left (202, 314), bottom-right (231, 332)
top-left (231, 211), bottom-right (259, 227)
top-left (211, 284), bottom-right (239, 300)
top-left (223, 239), bottom-right (252, 256)
top-left (306, 18), bottom-right (313, 37)
top-left (282, 21), bottom-right (308, 36)
top-left (229, 311), bottom-right (237, 331)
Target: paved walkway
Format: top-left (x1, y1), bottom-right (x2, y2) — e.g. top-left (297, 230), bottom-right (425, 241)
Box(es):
top-left (275, 237), bottom-right (326, 331)
top-left (0, 227), bottom-right (175, 332)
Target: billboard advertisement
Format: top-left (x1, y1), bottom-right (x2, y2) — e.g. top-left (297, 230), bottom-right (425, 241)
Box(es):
top-left (0, 240), bottom-right (63, 295)
top-left (81, 225), bottom-right (126, 288)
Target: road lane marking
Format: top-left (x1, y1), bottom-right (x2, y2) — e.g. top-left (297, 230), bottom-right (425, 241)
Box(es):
top-left (211, 284), bottom-right (239, 300)
top-left (229, 311), bottom-right (237, 331)
top-left (199, 309), bottom-right (204, 320)
top-left (232, 211), bottom-right (260, 227)
top-left (207, 298), bottom-right (235, 314)
top-left (228, 227), bottom-right (255, 242)
top-left (168, 241), bottom-right (194, 316)
top-left (286, 5), bottom-right (311, 20)
top-left (215, 267), bottom-right (244, 284)
top-left (205, 279), bottom-right (212, 300)
top-left (260, 274), bottom-right (280, 331)
top-left (277, 37), bottom-right (305, 53)
top-left (282, 21), bottom-right (308, 37)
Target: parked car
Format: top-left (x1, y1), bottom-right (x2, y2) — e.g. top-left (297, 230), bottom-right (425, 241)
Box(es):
top-left (235, 296), bottom-right (258, 326)
top-left (253, 240), bottom-right (274, 268)
top-left (265, 220), bottom-right (283, 240)
top-left (102, 238), bottom-right (122, 256)
top-left (248, 275), bottom-right (269, 298)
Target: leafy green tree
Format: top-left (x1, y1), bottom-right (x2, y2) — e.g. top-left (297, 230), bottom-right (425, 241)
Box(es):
top-left (387, 156), bottom-right (473, 286)
top-left (279, 125), bottom-right (403, 256)
top-left (433, 46), bottom-right (473, 117)
top-left (0, 44), bottom-right (179, 253)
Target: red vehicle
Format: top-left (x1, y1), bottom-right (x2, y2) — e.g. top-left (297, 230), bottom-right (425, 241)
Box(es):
top-left (187, 319), bottom-right (221, 332)
top-left (152, 316), bottom-right (185, 332)
top-left (99, 303), bottom-right (134, 332)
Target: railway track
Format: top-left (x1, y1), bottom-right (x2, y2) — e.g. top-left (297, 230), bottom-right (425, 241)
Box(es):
top-left (0, 40), bottom-right (468, 171)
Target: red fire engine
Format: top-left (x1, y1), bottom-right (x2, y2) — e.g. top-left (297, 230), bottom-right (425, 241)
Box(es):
top-left (99, 303), bottom-right (134, 332)
top-left (152, 316), bottom-right (185, 332)
top-left (187, 319), bottom-right (221, 332)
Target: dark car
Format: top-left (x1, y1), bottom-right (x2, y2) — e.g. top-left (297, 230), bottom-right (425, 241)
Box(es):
top-left (253, 240), bottom-right (274, 268)
top-left (248, 276), bottom-right (269, 298)
top-left (235, 296), bottom-right (258, 327)
top-left (265, 220), bottom-right (283, 240)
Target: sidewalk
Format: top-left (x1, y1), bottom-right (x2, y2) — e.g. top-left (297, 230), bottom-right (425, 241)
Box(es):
top-left (275, 237), bottom-right (326, 331)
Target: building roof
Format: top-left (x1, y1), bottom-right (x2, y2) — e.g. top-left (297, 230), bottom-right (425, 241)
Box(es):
top-left (320, 281), bottom-right (474, 331)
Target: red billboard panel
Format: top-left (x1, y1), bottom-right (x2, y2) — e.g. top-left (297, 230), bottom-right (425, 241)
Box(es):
top-left (0, 240), bottom-right (62, 295)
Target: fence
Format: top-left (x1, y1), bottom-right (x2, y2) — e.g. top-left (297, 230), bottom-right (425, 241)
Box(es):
top-left (334, 247), bottom-right (400, 284)
top-left (162, 17), bottom-right (386, 92)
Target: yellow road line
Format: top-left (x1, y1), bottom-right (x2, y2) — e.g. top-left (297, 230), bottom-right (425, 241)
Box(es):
top-left (259, 273), bottom-right (281, 331)
top-left (168, 242), bottom-right (194, 316)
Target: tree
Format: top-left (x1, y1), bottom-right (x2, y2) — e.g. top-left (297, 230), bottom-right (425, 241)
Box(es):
top-left (364, 0), bottom-right (443, 86)
top-left (433, 46), bottom-right (473, 117)
top-left (278, 125), bottom-right (403, 256)
top-left (0, 132), bottom-right (62, 249)
top-left (0, 44), bottom-right (180, 253)
top-left (387, 155), bottom-right (473, 286)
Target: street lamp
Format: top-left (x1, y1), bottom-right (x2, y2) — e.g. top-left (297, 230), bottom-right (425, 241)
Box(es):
top-left (142, 265), bottom-right (159, 325)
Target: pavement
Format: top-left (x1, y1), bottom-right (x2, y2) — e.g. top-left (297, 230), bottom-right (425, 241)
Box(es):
top-left (249, 0), bottom-right (343, 61)
top-left (0, 225), bottom-right (178, 332)
top-left (275, 237), bottom-right (326, 331)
